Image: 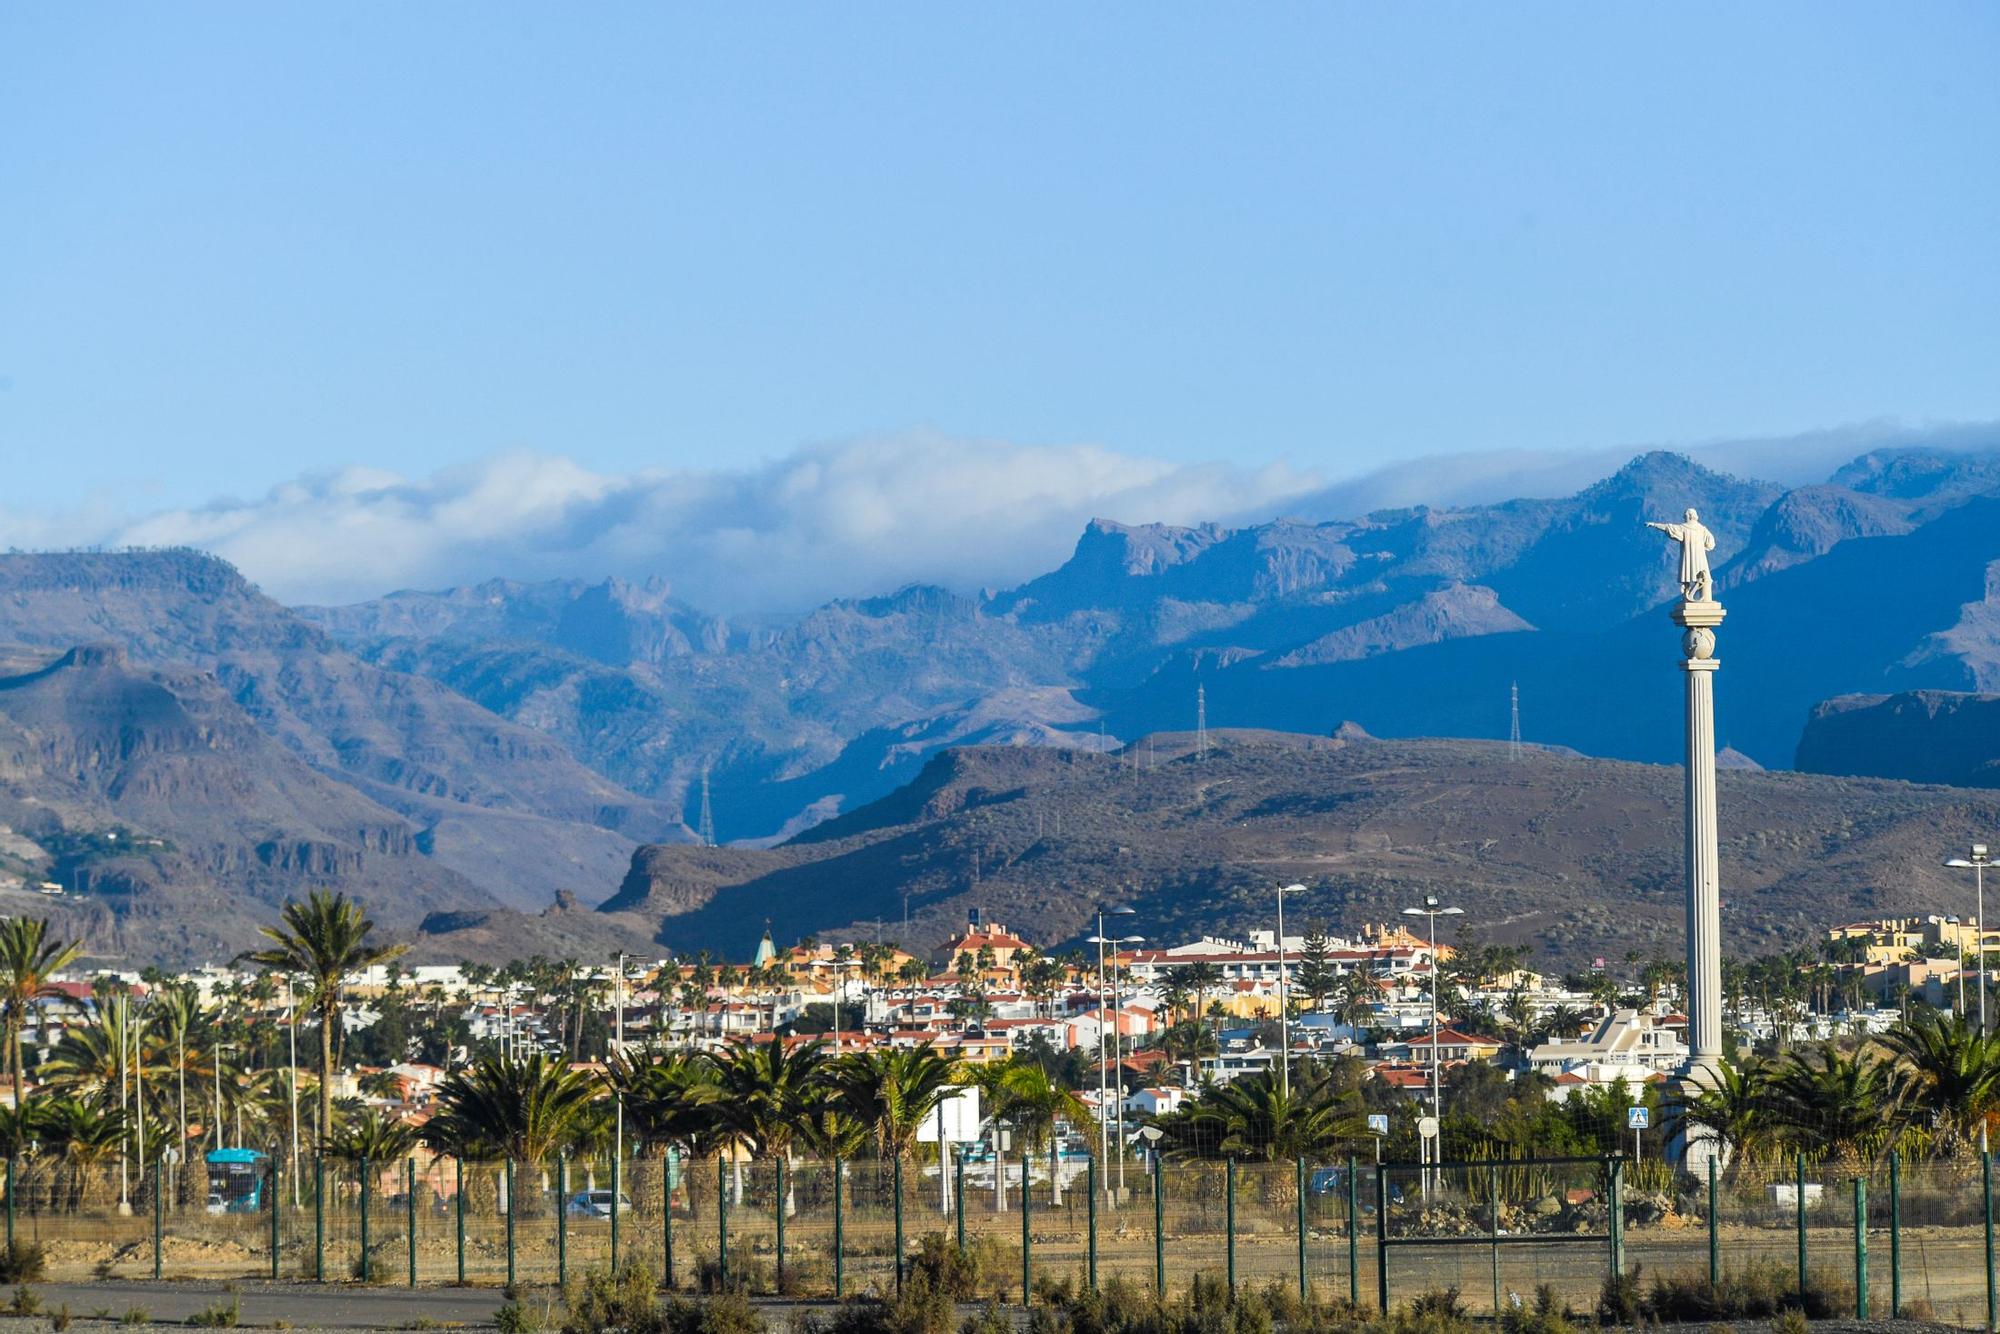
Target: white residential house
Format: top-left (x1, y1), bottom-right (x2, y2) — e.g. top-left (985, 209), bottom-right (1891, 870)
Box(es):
top-left (1527, 1009), bottom-right (1688, 1078)
top-left (1124, 1086), bottom-right (1187, 1117)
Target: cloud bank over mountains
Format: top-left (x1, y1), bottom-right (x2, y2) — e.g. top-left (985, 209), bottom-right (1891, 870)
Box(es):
top-left (10, 420), bottom-right (1993, 611)
top-left (48, 434), bottom-right (1317, 611)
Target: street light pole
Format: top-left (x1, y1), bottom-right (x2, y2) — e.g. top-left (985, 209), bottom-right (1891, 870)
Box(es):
top-left (1947, 846), bottom-right (1992, 1036)
top-left (1399, 897), bottom-right (1464, 1121)
top-left (1276, 884), bottom-right (1307, 1099)
top-left (1088, 905), bottom-right (1135, 1205)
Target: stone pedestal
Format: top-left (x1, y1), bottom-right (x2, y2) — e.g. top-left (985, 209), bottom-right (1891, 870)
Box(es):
top-left (1673, 597), bottom-right (1726, 1087)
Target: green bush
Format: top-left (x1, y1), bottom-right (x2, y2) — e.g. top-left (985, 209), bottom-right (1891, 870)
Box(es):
top-left (1770, 1311), bottom-right (1807, 1334)
top-left (1595, 1267), bottom-right (1642, 1326)
top-left (188, 1298), bottom-right (242, 1328)
top-left (6, 1284), bottom-right (39, 1317)
top-left (564, 1263), bottom-right (661, 1334)
top-left (496, 1301), bottom-right (546, 1334)
top-left (0, 1241), bottom-right (46, 1283)
top-left (1499, 1286), bottom-right (1571, 1334)
top-left (1640, 1262), bottom-right (1851, 1323)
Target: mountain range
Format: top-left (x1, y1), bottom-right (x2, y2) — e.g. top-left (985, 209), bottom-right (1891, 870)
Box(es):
top-left (4, 440), bottom-right (2000, 964)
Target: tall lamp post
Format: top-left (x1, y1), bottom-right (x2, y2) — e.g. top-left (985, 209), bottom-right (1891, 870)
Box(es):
top-left (1399, 896), bottom-right (1463, 1119)
top-left (1276, 884), bottom-right (1308, 1099)
top-left (827, 957), bottom-right (861, 1054)
top-left (213, 1041), bottom-right (236, 1153)
top-left (1946, 845), bottom-right (1992, 1035)
top-left (1088, 929), bottom-right (1145, 1196)
top-left (1087, 904), bottom-right (1135, 1202)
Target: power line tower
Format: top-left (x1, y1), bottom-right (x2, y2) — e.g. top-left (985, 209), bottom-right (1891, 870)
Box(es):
top-left (1196, 683), bottom-right (1209, 762)
top-left (1509, 681), bottom-right (1522, 762)
top-left (697, 763), bottom-right (716, 847)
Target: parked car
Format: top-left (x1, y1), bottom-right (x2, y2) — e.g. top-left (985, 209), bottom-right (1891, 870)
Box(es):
top-left (565, 1189), bottom-right (633, 1219)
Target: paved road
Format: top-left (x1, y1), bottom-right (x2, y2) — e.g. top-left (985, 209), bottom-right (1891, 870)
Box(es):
top-left (4, 1279), bottom-right (515, 1328)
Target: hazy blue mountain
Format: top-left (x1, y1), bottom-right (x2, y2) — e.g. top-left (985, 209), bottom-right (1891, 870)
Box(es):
top-left (301, 445), bottom-right (2000, 839)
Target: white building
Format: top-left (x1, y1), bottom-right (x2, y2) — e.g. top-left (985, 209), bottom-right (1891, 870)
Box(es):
top-left (1527, 1009), bottom-right (1687, 1078)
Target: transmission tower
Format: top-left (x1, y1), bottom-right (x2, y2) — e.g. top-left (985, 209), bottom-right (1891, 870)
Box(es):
top-left (698, 763), bottom-right (716, 847)
top-left (1196, 683), bottom-right (1208, 762)
top-left (1509, 682), bottom-right (1522, 762)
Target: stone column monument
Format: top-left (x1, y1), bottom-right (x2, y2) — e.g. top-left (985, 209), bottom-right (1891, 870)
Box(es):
top-left (1647, 509), bottom-right (1724, 1088)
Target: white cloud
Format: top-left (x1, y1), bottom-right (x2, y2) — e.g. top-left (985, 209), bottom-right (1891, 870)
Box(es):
top-left (10, 420), bottom-right (1991, 611)
top-left (40, 433), bottom-right (1322, 610)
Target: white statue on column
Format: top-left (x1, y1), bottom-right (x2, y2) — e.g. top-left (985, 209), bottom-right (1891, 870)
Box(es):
top-left (1646, 508), bottom-right (1728, 1172)
top-left (1647, 508), bottom-right (1716, 602)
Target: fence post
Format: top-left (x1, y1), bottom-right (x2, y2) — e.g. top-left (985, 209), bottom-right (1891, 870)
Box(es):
top-left (1021, 1147), bottom-right (1032, 1308)
top-left (314, 1154), bottom-right (325, 1283)
top-left (775, 1158), bottom-right (786, 1295)
top-left (1984, 1150), bottom-right (1995, 1334)
top-left (1608, 1157), bottom-right (1624, 1279)
top-left (1853, 1176), bottom-right (1867, 1320)
top-left (832, 1160), bottom-right (843, 1299)
top-left (4, 1153), bottom-right (11, 1253)
top-left (955, 1150), bottom-right (966, 1252)
top-left (407, 1159), bottom-right (418, 1288)
top-left (360, 1156), bottom-right (372, 1283)
top-left (1488, 1162), bottom-right (1500, 1317)
top-left (1294, 1156), bottom-right (1307, 1302)
top-left (893, 1154), bottom-right (904, 1293)
top-left (557, 1154), bottom-right (568, 1289)
top-left (505, 1161), bottom-right (516, 1290)
top-left (664, 1151), bottom-right (676, 1290)
top-left (455, 1159), bottom-right (465, 1288)
top-left (1374, 1161), bottom-right (1389, 1313)
top-left (270, 1162), bottom-right (281, 1280)
top-left (1707, 1154), bottom-right (1719, 1289)
top-left (1795, 1152), bottom-right (1807, 1298)
top-left (1087, 1157), bottom-right (1098, 1293)
top-left (716, 1154), bottom-right (728, 1291)
top-left (1207, 1158), bottom-right (1224, 1298)
top-left (1346, 1155), bottom-right (1359, 1308)
top-left (611, 1153), bottom-right (621, 1272)
top-left (1889, 1149), bottom-right (1901, 1318)
top-left (1153, 1154), bottom-right (1166, 1298)
top-left (153, 1157), bottom-right (163, 1281)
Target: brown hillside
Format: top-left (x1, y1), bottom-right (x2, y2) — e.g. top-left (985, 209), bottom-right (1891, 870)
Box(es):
top-left (609, 729), bottom-right (2000, 969)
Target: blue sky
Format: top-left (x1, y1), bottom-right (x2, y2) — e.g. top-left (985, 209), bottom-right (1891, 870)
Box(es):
top-left (2, 6), bottom-right (1996, 605)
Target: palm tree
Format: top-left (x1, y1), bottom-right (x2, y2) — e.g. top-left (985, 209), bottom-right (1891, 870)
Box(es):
top-left (1157, 1021), bottom-right (1218, 1086)
top-left (713, 1039), bottom-right (827, 1210)
top-left (831, 1044), bottom-right (959, 1161)
top-left (610, 1051), bottom-right (726, 1161)
top-left (1156, 1062), bottom-right (1364, 1163)
top-left (245, 891), bottom-right (407, 1146)
top-left (423, 1053), bottom-right (600, 1167)
top-left (995, 1064), bottom-right (1092, 1204)
top-left (325, 1107), bottom-right (420, 1164)
top-left (0, 917), bottom-right (84, 1108)
top-left (713, 1040), bottom-right (827, 1160)
top-left (1768, 1042), bottom-right (1898, 1166)
top-left (40, 1097), bottom-right (125, 1211)
top-left (1882, 1008), bottom-right (2000, 1153)
top-left (1669, 1055), bottom-right (1772, 1177)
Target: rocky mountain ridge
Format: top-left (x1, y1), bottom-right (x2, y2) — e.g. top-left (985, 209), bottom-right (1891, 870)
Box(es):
top-left (302, 443), bottom-right (2000, 841)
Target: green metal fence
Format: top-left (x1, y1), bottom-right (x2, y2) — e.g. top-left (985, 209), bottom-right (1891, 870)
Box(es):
top-left (4, 1147), bottom-right (1999, 1319)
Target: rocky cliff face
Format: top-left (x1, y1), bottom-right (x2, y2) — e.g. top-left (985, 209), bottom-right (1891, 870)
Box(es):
top-left (1796, 690), bottom-right (2000, 788)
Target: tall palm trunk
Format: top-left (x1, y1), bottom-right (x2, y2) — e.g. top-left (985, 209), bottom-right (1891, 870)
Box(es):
top-left (318, 997), bottom-right (335, 1146)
